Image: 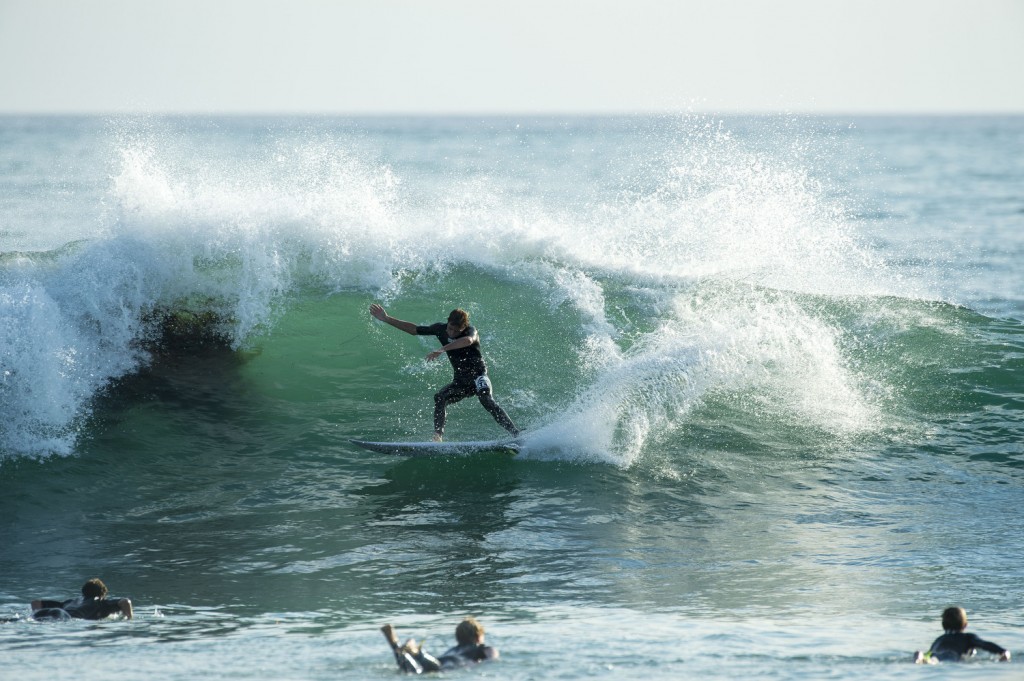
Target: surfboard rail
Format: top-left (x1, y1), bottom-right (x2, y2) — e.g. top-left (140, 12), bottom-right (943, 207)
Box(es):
top-left (349, 438), bottom-right (521, 457)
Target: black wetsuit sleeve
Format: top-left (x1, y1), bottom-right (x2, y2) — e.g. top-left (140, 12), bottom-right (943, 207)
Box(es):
top-left (931, 632), bottom-right (1008, 659)
top-left (415, 651), bottom-right (442, 672)
top-left (437, 643), bottom-right (494, 668)
top-left (391, 648), bottom-right (441, 674)
top-left (60, 597), bottom-right (126, 619)
top-left (98, 598), bottom-right (125, 618)
top-left (970, 633), bottom-right (1008, 655)
top-left (415, 322), bottom-right (446, 338)
top-left (390, 648), bottom-right (423, 674)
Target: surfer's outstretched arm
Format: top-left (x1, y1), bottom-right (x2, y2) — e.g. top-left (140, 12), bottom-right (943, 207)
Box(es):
top-left (381, 624), bottom-right (442, 674)
top-left (370, 304), bottom-right (417, 335)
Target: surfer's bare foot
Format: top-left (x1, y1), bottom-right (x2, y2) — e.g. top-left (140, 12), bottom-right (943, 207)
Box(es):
top-left (432, 433), bottom-right (442, 442)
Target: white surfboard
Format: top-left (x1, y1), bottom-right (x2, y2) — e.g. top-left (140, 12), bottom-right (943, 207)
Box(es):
top-left (349, 438), bottom-right (521, 457)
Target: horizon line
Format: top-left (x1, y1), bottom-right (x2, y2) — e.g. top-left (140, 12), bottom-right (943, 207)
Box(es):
top-left (2, 108), bottom-right (1023, 118)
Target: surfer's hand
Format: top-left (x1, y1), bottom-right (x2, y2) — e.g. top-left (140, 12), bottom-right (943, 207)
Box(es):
top-left (426, 350), bottom-right (442, 361)
top-left (369, 304), bottom-right (387, 321)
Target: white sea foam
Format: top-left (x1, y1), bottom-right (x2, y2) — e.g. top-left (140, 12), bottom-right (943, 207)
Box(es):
top-left (0, 249), bottom-right (151, 456)
top-left (508, 120), bottom-right (891, 464)
top-left (1, 116), bottom-right (905, 459)
top-left (520, 282), bottom-right (881, 467)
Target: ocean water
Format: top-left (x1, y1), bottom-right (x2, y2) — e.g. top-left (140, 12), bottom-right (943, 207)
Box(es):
top-left (0, 114), bottom-right (1021, 680)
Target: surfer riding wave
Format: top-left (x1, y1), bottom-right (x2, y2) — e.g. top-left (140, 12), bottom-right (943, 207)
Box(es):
top-left (369, 304), bottom-right (520, 441)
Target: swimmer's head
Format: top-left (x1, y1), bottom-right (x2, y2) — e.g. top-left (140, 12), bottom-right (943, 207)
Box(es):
top-left (942, 606), bottom-right (967, 632)
top-left (81, 578), bottom-right (108, 600)
top-left (455, 617), bottom-right (485, 645)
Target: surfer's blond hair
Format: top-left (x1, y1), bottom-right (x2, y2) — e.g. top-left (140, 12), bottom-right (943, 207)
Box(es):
top-left (455, 617), bottom-right (484, 645)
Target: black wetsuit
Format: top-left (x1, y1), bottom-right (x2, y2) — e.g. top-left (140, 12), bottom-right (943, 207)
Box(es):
top-left (437, 643), bottom-right (496, 668)
top-left (416, 322), bottom-right (518, 437)
top-left (393, 643), bottom-right (497, 674)
top-left (928, 631), bottom-right (1008, 662)
top-left (32, 596), bottom-right (125, 621)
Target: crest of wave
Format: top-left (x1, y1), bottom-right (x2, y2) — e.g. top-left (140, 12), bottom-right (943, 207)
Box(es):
top-left (0, 129), bottom-right (407, 458)
top-left (0, 244), bottom-right (153, 458)
top-left (523, 282), bottom-right (881, 467)
top-left (108, 133), bottom-right (410, 333)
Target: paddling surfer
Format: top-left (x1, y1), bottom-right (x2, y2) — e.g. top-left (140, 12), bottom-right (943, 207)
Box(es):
top-left (369, 304), bottom-right (520, 441)
top-left (381, 617), bottom-right (499, 673)
top-left (914, 606), bottom-right (1010, 663)
top-left (30, 578), bottom-right (133, 621)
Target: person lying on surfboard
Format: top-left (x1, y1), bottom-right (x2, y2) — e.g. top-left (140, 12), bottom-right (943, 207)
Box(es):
top-left (914, 607), bottom-right (1010, 663)
top-left (30, 578), bottom-right (133, 621)
top-left (369, 304), bottom-right (520, 442)
top-left (381, 618), bottom-right (499, 674)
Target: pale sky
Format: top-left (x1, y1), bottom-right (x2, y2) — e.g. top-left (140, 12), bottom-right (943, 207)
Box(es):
top-left (1, 0), bottom-right (1022, 114)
